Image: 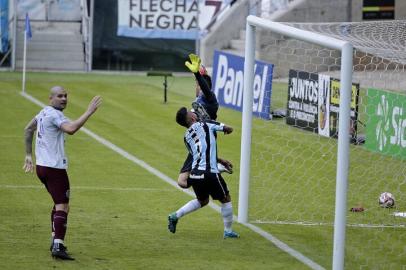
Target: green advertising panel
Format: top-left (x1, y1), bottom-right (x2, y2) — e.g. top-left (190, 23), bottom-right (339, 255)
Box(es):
top-left (366, 88), bottom-right (406, 159)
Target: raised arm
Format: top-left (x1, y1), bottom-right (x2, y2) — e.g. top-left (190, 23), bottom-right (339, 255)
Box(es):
top-left (23, 117), bottom-right (37, 173)
top-left (185, 53), bottom-right (215, 101)
top-left (61, 96), bottom-right (102, 135)
top-left (193, 72), bottom-right (214, 100)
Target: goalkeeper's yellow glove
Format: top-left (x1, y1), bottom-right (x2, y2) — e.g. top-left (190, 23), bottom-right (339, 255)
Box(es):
top-left (185, 53), bottom-right (201, 73)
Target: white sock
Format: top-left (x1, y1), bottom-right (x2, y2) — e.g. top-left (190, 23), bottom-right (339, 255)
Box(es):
top-left (221, 202), bottom-right (233, 232)
top-left (176, 199), bottom-right (201, 219)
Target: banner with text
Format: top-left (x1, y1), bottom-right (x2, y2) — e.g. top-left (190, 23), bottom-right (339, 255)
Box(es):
top-left (365, 88), bottom-right (406, 159)
top-left (286, 69), bottom-right (359, 140)
top-left (329, 78), bottom-right (360, 140)
top-left (117, 0), bottom-right (226, 40)
top-left (0, 0), bottom-right (8, 53)
top-left (212, 50), bottom-right (273, 120)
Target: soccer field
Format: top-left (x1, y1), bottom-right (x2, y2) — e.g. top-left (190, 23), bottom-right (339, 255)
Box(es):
top-left (0, 72), bottom-right (307, 270)
top-left (0, 72), bottom-right (404, 269)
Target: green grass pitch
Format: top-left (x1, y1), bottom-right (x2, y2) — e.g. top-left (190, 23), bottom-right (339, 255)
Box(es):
top-left (0, 71), bottom-right (404, 269)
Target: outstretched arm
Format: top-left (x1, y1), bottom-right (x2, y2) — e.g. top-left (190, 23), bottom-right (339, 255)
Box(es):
top-left (208, 121), bottom-right (233, 135)
top-left (193, 72), bottom-right (215, 100)
top-left (185, 54), bottom-right (215, 101)
top-left (23, 117), bottom-right (37, 173)
top-left (61, 96), bottom-right (102, 135)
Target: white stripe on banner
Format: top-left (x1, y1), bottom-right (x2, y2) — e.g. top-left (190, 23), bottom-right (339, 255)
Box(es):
top-left (117, 26), bottom-right (198, 40)
top-left (20, 91), bottom-right (324, 270)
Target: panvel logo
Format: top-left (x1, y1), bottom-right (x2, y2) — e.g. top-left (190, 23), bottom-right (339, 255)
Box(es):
top-left (212, 50), bottom-right (273, 119)
top-left (366, 89), bottom-right (406, 159)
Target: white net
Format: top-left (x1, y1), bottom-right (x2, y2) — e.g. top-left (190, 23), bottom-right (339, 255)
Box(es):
top-left (248, 20), bottom-right (406, 269)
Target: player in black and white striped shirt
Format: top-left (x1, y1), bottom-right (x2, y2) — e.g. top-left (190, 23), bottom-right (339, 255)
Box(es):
top-left (177, 53), bottom-right (233, 189)
top-left (168, 107), bottom-right (239, 239)
top-left (185, 119), bottom-right (225, 173)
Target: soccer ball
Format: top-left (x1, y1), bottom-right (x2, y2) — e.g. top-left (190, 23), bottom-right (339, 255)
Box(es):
top-left (378, 192), bottom-right (395, 208)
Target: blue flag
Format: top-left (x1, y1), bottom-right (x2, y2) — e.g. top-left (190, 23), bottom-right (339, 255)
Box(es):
top-left (25, 13), bottom-right (32, 39)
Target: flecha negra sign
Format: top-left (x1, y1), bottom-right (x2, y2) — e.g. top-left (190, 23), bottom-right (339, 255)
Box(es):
top-left (117, 0), bottom-right (227, 40)
top-left (286, 69), bottom-right (359, 141)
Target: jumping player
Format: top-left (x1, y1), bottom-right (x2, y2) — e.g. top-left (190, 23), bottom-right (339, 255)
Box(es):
top-left (177, 54), bottom-right (233, 189)
top-left (168, 107), bottom-right (240, 239)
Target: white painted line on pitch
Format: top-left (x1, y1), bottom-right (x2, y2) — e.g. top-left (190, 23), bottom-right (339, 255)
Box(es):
top-left (252, 220), bottom-right (406, 229)
top-left (0, 184), bottom-right (176, 192)
top-left (244, 222), bottom-right (325, 270)
top-left (20, 91), bottom-right (324, 270)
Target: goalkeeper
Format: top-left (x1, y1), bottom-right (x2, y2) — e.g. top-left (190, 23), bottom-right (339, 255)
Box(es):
top-left (177, 54), bottom-right (233, 189)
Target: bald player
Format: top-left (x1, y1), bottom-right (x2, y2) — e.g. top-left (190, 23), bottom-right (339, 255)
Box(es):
top-left (23, 86), bottom-right (102, 260)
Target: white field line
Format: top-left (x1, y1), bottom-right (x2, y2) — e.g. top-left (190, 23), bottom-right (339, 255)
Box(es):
top-left (0, 184), bottom-right (176, 192)
top-left (20, 92), bottom-right (325, 270)
top-left (253, 220), bottom-right (406, 229)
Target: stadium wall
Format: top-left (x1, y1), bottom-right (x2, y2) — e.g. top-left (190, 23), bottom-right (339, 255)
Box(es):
top-left (257, 32), bottom-right (340, 78)
top-left (271, 0), bottom-right (406, 23)
top-left (200, 0), bottom-right (250, 67)
top-left (272, 0), bottom-right (352, 22)
top-left (256, 0), bottom-right (406, 79)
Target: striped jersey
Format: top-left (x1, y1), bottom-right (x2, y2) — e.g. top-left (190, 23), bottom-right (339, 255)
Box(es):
top-left (184, 120), bottom-right (224, 173)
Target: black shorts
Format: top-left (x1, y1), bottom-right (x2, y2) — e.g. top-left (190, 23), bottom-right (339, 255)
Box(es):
top-left (180, 153), bottom-right (193, 173)
top-left (36, 165), bottom-right (70, 204)
top-left (189, 171), bottom-right (229, 201)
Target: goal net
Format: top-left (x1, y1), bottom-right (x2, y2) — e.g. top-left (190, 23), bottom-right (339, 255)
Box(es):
top-left (243, 18), bottom-right (405, 269)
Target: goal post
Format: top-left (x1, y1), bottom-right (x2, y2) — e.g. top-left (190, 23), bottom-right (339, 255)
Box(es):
top-left (238, 15), bottom-right (353, 270)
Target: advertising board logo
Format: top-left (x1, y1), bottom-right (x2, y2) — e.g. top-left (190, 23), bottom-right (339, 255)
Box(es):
top-left (212, 50), bottom-right (273, 119)
top-left (376, 94), bottom-right (390, 151)
top-left (367, 88), bottom-right (406, 159)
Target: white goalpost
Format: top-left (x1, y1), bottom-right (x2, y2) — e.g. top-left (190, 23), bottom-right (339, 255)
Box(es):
top-left (238, 15), bottom-right (353, 270)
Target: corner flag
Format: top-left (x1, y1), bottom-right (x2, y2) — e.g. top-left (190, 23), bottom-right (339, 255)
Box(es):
top-left (25, 13), bottom-right (32, 39)
top-left (22, 13), bottom-right (32, 93)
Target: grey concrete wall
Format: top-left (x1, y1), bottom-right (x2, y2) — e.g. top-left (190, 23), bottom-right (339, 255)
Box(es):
top-left (273, 0), bottom-right (406, 23)
top-left (201, 0), bottom-right (406, 79)
top-left (200, 0), bottom-right (250, 66)
top-left (15, 21), bottom-right (86, 71)
top-left (257, 32), bottom-right (341, 78)
top-left (257, 0), bottom-right (406, 78)
top-left (274, 0), bottom-right (352, 22)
